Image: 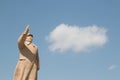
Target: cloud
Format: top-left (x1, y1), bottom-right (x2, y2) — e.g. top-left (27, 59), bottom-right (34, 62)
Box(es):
top-left (46, 23), bottom-right (107, 53)
top-left (108, 65), bottom-right (117, 70)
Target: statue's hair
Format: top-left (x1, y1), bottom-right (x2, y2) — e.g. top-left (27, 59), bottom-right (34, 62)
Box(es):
top-left (27, 33), bottom-right (33, 37)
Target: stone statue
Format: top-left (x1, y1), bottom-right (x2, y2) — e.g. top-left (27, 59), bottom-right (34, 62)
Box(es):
top-left (13, 25), bottom-right (40, 80)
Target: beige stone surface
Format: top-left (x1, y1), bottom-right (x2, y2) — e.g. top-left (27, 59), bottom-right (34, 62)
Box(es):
top-left (13, 25), bottom-right (40, 80)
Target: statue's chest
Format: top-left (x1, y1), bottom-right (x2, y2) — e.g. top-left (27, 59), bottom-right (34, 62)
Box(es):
top-left (26, 44), bottom-right (37, 55)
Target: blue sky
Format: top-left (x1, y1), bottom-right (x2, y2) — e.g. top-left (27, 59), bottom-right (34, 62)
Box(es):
top-left (0, 0), bottom-right (120, 80)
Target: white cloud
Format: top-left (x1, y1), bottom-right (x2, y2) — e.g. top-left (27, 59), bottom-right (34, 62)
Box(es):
top-left (108, 65), bottom-right (117, 70)
top-left (46, 23), bottom-right (107, 53)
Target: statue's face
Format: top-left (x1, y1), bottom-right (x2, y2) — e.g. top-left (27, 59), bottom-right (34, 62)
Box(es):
top-left (26, 36), bottom-right (33, 42)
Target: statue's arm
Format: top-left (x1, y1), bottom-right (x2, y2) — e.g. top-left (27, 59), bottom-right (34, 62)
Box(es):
top-left (18, 25), bottom-right (29, 49)
top-left (37, 49), bottom-right (40, 70)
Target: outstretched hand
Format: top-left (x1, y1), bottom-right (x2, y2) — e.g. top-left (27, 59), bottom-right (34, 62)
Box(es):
top-left (25, 25), bottom-right (30, 31)
top-left (23, 25), bottom-right (30, 34)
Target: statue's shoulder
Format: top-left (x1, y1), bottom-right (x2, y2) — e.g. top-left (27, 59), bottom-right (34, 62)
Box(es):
top-left (32, 43), bottom-right (38, 49)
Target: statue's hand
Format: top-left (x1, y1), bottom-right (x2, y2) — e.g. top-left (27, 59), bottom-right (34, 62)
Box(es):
top-left (37, 67), bottom-right (40, 70)
top-left (25, 25), bottom-right (30, 31)
top-left (23, 25), bottom-right (30, 34)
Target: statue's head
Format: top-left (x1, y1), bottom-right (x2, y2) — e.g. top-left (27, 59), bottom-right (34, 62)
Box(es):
top-left (25, 33), bottom-right (33, 43)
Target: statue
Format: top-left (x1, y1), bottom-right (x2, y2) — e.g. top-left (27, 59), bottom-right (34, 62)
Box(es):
top-left (13, 25), bottom-right (40, 80)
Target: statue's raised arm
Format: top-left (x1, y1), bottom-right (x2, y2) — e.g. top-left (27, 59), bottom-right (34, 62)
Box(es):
top-left (18, 25), bottom-right (30, 49)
